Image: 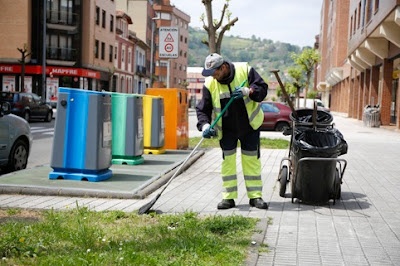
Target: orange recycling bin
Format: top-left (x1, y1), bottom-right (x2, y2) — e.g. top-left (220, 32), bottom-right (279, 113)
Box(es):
top-left (146, 88), bottom-right (188, 150)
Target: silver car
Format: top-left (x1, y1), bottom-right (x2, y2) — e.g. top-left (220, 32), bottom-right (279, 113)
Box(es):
top-left (0, 102), bottom-right (32, 173)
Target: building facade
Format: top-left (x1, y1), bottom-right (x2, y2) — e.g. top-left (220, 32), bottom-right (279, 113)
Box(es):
top-left (113, 11), bottom-right (135, 93)
top-left (317, 0), bottom-right (400, 129)
top-left (187, 67), bottom-right (204, 107)
top-left (152, 0), bottom-right (190, 89)
top-left (116, 0), bottom-right (154, 90)
top-left (0, 0), bottom-right (117, 100)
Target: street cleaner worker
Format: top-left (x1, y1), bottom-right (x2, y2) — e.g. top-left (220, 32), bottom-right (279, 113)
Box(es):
top-left (196, 53), bottom-right (269, 209)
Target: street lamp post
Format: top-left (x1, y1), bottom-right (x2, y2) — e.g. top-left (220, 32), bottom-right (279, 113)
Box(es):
top-left (42, 0), bottom-right (47, 101)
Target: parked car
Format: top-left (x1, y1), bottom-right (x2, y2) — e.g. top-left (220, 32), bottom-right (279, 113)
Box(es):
top-left (0, 92), bottom-right (53, 122)
top-left (260, 102), bottom-right (292, 131)
top-left (0, 101), bottom-right (32, 173)
top-left (297, 98), bottom-right (330, 112)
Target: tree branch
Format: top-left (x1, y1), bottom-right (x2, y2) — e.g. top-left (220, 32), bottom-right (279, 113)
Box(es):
top-left (201, 39), bottom-right (209, 46)
top-left (215, 3), bottom-right (228, 30)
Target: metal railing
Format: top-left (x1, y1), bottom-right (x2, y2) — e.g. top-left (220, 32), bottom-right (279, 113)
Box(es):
top-left (47, 47), bottom-right (77, 61)
top-left (136, 65), bottom-right (147, 75)
top-left (46, 10), bottom-right (78, 26)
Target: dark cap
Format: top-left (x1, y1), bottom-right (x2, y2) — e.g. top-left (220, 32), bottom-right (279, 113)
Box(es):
top-left (202, 53), bottom-right (224, 77)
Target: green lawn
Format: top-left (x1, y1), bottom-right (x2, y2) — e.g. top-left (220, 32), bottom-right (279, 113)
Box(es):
top-left (0, 207), bottom-right (259, 265)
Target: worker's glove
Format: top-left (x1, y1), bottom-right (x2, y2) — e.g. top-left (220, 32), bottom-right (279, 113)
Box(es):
top-left (202, 123), bottom-right (217, 139)
top-left (232, 86), bottom-right (251, 100)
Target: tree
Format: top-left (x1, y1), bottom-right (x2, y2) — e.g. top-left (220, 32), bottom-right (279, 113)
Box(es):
top-left (287, 67), bottom-right (304, 108)
top-left (291, 48), bottom-right (320, 106)
top-left (17, 44), bottom-right (31, 92)
top-left (200, 0), bottom-right (238, 53)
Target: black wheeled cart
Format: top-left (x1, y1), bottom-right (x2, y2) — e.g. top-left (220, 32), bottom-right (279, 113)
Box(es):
top-left (278, 108), bottom-right (348, 204)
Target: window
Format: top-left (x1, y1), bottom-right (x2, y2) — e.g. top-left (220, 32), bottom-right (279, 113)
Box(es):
top-left (115, 46), bottom-right (118, 60)
top-left (95, 6), bottom-right (100, 25)
top-left (109, 45), bottom-right (113, 62)
top-left (160, 12), bottom-right (171, 20)
top-left (110, 15), bottom-right (114, 32)
top-left (95, 40), bottom-right (99, 58)
top-left (185, 37), bottom-right (187, 43)
top-left (374, 0), bottom-right (379, 11)
top-left (122, 49), bottom-right (125, 63)
top-left (128, 51), bottom-right (131, 64)
top-left (180, 35), bottom-right (183, 42)
top-left (350, 16), bottom-right (353, 37)
top-left (361, 0), bottom-right (366, 27)
top-left (46, 33), bottom-right (74, 60)
top-left (48, 0), bottom-right (74, 25)
top-left (261, 103), bottom-right (279, 113)
top-left (357, 2), bottom-right (361, 29)
top-left (102, 10), bottom-right (106, 28)
top-left (353, 10), bottom-right (357, 34)
top-left (101, 42), bottom-right (105, 60)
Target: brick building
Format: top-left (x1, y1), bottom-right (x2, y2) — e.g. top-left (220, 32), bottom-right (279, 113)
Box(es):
top-left (0, 0), bottom-right (116, 100)
top-left (153, 0), bottom-right (190, 89)
top-left (316, 0), bottom-right (400, 129)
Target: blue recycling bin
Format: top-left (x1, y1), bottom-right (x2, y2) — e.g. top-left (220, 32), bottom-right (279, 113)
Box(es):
top-left (49, 88), bottom-right (112, 182)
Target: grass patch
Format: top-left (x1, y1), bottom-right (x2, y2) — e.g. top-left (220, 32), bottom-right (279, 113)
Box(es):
top-left (0, 208), bottom-right (258, 265)
top-left (189, 137), bottom-right (289, 149)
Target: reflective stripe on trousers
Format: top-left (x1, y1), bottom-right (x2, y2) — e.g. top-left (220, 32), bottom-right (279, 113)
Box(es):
top-left (221, 148), bottom-right (262, 199)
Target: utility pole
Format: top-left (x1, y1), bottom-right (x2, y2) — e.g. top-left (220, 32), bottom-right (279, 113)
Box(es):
top-left (42, 0), bottom-right (47, 101)
top-left (17, 44), bottom-right (31, 92)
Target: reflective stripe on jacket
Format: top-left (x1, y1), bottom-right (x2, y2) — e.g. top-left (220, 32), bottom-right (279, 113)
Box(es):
top-left (204, 62), bottom-right (263, 139)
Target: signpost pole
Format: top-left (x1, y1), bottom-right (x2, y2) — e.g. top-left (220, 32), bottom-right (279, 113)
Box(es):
top-left (167, 59), bottom-right (170, 88)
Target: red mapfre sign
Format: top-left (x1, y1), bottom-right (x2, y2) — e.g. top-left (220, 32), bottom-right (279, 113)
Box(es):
top-left (0, 64), bottom-right (100, 79)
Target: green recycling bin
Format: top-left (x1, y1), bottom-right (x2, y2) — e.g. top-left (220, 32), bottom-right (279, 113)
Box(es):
top-left (111, 93), bottom-right (144, 165)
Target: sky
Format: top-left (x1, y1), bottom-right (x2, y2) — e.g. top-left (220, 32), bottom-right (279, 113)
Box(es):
top-left (170, 0), bottom-right (323, 48)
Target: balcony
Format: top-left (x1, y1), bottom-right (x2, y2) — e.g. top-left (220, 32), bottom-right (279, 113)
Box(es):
top-left (46, 10), bottom-right (78, 31)
top-left (136, 65), bottom-right (147, 76)
top-left (46, 47), bottom-right (77, 66)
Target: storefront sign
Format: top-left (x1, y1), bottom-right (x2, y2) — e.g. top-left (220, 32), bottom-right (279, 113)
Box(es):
top-left (0, 64), bottom-right (100, 79)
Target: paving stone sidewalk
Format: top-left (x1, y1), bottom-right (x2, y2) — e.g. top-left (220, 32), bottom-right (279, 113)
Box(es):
top-left (1, 113), bottom-right (400, 265)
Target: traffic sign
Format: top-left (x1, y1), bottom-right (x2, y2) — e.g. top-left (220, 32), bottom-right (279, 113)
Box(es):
top-left (159, 27), bottom-right (179, 58)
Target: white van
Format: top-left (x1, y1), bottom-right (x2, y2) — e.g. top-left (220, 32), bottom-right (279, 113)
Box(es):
top-left (297, 99), bottom-right (329, 112)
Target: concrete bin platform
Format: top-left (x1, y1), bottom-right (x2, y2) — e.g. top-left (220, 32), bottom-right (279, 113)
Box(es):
top-left (0, 150), bottom-right (204, 199)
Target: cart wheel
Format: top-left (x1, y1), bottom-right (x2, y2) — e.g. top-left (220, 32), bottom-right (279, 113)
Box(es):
top-left (334, 169), bottom-right (341, 200)
top-left (279, 166), bottom-right (288, 197)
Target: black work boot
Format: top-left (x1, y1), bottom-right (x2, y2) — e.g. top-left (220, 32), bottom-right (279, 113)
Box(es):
top-left (217, 199), bottom-right (235, 209)
top-left (249, 198), bottom-right (268, 209)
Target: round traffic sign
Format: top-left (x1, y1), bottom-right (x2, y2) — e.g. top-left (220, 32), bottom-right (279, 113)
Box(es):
top-left (165, 43), bottom-right (174, 53)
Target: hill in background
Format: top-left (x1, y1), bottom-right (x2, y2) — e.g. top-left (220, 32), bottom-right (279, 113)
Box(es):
top-left (188, 26), bottom-right (306, 80)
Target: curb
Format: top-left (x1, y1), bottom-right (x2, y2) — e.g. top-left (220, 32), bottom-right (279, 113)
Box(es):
top-left (0, 150), bottom-right (205, 200)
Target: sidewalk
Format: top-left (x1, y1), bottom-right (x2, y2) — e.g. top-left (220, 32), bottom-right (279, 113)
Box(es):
top-left (1, 113), bottom-right (400, 265)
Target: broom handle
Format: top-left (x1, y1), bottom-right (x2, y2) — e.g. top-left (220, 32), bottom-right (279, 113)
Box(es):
top-left (160, 79), bottom-right (247, 193)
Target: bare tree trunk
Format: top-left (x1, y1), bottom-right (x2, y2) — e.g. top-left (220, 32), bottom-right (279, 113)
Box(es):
top-left (17, 45), bottom-right (31, 92)
top-left (201, 0), bottom-right (238, 54)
